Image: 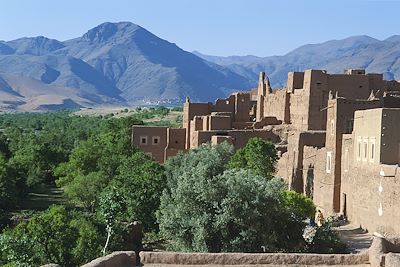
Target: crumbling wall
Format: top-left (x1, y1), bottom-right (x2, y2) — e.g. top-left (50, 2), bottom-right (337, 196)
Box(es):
top-left (263, 90), bottom-right (290, 124)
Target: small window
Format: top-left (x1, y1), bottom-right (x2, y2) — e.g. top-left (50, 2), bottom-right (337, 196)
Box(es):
top-left (370, 139), bottom-right (375, 162)
top-left (140, 136), bottom-right (148, 145)
top-left (357, 137), bottom-right (362, 161)
top-left (226, 100), bottom-right (229, 104)
top-left (152, 136), bottom-right (160, 145)
top-left (326, 151), bottom-right (332, 174)
top-left (363, 139), bottom-right (368, 161)
top-left (330, 120), bottom-right (334, 136)
top-left (344, 148), bottom-right (349, 172)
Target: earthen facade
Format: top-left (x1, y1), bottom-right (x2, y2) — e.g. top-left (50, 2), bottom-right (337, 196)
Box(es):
top-left (132, 68), bottom-right (400, 236)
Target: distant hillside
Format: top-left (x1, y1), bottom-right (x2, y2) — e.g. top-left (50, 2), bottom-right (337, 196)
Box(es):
top-left (194, 35), bottom-right (400, 87)
top-left (1, 22), bottom-right (400, 111)
top-left (0, 22), bottom-right (251, 111)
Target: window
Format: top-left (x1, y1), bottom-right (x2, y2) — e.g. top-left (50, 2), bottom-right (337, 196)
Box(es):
top-left (140, 136), bottom-right (148, 145)
top-left (330, 120), bottom-right (334, 136)
top-left (344, 148), bottom-right (349, 172)
top-left (370, 138), bottom-right (375, 162)
top-left (152, 136), bottom-right (160, 145)
top-left (357, 137), bottom-right (362, 161)
top-left (363, 138), bottom-right (368, 161)
top-left (326, 151), bottom-right (332, 174)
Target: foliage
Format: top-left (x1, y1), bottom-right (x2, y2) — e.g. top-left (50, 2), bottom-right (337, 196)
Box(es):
top-left (304, 218), bottom-right (346, 253)
top-left (110, 153), bottom-right (166, 230)
top-left (283, 191), bottom-right (316, 221)
top-left (228, 137), bottom-right (278, 178)
top-left (98, 188), bottom-right (127, 255)
top-left (0, 206), bottom-right (104, 267)
top-left (0, 153), bottom-right (17, 210)
top-left (63, 172), bottom-right (108, 211)
top-left (158, 143), bottom-right (305, 253)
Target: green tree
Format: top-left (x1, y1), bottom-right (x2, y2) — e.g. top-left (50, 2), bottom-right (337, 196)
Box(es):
top-left (64, 172), bottom-right (108, 212)
top-left (110, 152), bottom-right (166, 230)
top-left (0, 206), bottom-right (104, 266)
top-left (158, 143), bottom-right (305, 253)
top-left (99, 188), bottom-right (126, 255)
top-left (158, 165), bottom-right (305, 252)
top-left (228, 137), bottom-right (278, 178)
top-left (283, 191), bottom-right (316, 221)
top-left (0, 153), bottom-right (17, 210)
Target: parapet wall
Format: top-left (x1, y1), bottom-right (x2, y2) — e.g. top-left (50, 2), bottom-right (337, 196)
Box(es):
top-left (139, 251), bottom-right (369, 266)
top-left (81, 251), bottom-right (136, 267)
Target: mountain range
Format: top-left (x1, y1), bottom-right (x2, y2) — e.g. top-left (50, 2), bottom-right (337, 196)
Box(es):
top-left (0, 21), bottom-right (399, 111)
top-left (194, 35), bottom-right (400, 87)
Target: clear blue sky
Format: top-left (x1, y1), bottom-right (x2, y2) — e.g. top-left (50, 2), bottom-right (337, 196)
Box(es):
top-left (0, 0), bottom-right (399, 56)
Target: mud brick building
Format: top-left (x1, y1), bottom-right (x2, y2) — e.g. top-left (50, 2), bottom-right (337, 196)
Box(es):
top-left (132, 69), bottom-right (400, 235)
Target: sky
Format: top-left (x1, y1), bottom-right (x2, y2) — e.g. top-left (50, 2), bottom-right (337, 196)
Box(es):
top-left (0, 0), bottom-right (399, 57)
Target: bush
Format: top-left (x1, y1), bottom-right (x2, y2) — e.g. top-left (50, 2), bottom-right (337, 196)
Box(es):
top-left (0, 206), bottom-right (104, 266)
top-left (158, 143), bottom-right (306, 253)
top-left (303, 218), bottom-right (346, 253)
top-left (228, 137), bottom-right (278, 179)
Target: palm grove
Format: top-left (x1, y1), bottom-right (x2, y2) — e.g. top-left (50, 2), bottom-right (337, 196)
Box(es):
top-left (0, 109), bottom-right (344, 267)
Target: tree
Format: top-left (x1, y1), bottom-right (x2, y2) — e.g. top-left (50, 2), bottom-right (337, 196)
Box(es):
top-left (110, 152), bottom-right (166, 230)
top-left (228, 137), bottom-right (278, 179)
top-left (98, 188), bottom-right (126, 256)
top-left (158, 143), bottom-right (305, 253)
top-left (0, 206), bottom-right (105, 267)
top-left (0, 153), bottom-right (17, 210)
top-left (64, 172), bottom-right (108, 212)
top-left (158, 165), bottom-right (306, 252)
top-left (283, 191), bottom-right (315, 221)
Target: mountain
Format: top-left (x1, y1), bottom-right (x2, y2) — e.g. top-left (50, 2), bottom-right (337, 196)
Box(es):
top-left (1, 23), bottom-right (400, 111)
top-left (194, 35), bottom-right (400, 87)
top-left (0, 22), bottom-right (251, 111)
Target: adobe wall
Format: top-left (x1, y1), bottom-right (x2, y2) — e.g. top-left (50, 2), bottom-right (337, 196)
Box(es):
top-left (288, 86), bottom-right (309, 131)
top-left (183, 102), bottom-right (211, 149)
top-left (209, 115), bottom-right (232, 130)
top-left (302, 145), bottom-right (336, 214)
top-left (131, 126), bottom-right (168, 163)
top-left (380, 109), bottom-right (400, 165)
top-left (324, 98), bottom-right (382, 212)
top-left (287, 71), bottom-right (304, 93)
top-left (263, 89), bottom-right (290, 124)
top-left (341, 135), bottom-right (400, 234)
top-left (139, 251), bottom-right (369, 266)
top-left (284, 131), bottom-right (326, 192)
top-left (233, 92), bottom-right (251, 122)
top-left (81, 251), bottom-right (136, 267)
top-left (165, 128), bottom-right (186, 160)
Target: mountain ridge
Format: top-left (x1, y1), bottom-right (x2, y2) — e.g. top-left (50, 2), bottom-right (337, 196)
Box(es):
top-left (194, 35), bottom-right (400, 86)
top-left (1, 22), bottom-right (399, 111)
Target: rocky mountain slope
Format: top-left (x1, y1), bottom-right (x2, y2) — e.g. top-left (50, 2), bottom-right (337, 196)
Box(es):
top-left (194, 35), bottom-right (400, 87)
top-left (0, 22), bottom-right (251, 110)
top-left (1, 22), bottom-right (399, 111)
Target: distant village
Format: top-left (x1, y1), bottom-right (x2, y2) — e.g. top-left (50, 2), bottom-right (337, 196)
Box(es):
top-left (132, 69), bottom-right (400, 235)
